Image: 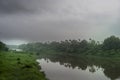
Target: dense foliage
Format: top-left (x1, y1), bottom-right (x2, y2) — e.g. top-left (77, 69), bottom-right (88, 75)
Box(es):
top-left (102, 36), bottom-right (120, 50)
top-left (0, 41), bottom-right (8, 51)
top-left (19, 36), bottom-right (120, 56)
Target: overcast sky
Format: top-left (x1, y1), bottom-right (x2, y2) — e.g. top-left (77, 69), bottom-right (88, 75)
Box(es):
top-left (0, 0), bottom-right (120, 45)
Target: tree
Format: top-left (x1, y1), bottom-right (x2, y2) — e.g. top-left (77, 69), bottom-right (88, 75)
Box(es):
top-left (77, 40), bottom-right (89, 53)
top-left (0, 41), bottom-right (8, 51)
top-left (102, 36), bottom-right (120, 50)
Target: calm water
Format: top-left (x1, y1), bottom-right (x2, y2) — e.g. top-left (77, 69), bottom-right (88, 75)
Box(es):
top-left (37, 56), bottom-right (120, 80)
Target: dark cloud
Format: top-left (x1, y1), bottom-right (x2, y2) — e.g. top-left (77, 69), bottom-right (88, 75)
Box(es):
top-left (0, 0), bottom-right (120, 44)
top-left (0, 0), bottom-right (28, 14)
top-left (0, 15), bottom-right (90, 41)
top-left (0, 0), bottom-right (63, 14)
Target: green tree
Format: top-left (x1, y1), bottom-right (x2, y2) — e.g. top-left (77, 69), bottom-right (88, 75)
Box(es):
top-left (0, 41), bottom-right (8, 51)
top-left (102, 36), bottom-right (120, 50)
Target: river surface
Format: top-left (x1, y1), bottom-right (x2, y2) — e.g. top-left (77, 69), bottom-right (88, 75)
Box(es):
top-left (37, 56), bottom-right (120, 80)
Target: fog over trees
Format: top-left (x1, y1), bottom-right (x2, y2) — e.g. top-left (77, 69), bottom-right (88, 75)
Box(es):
top-left (19, 36), bottom-right (120, 56)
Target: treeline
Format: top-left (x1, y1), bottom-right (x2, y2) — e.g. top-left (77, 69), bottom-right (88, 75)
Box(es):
top-left (19, 36), bottom-right (120, 56)
top-left (0, 41), bottom-right (8, 51)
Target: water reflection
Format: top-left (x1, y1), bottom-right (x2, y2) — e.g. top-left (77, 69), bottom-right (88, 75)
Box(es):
top-left (37, 55), bottom-right (120, 80)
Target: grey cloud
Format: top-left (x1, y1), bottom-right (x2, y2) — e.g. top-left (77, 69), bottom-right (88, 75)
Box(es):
top-left (0, 0), bottom-right (28, 14)
top-left (0, 0), bottom-right (64, 14)
top-left (0, 14), bottom-right (90, 41)
top-left (0, 0), bottom-right (120, 44)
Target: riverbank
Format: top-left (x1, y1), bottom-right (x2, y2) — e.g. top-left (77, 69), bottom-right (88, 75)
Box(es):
top-left (0, 51), bottom-right (47, 80)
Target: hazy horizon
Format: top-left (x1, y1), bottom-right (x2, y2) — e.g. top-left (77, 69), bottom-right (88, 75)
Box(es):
top-left (0, 0), bottom-right (120, 45)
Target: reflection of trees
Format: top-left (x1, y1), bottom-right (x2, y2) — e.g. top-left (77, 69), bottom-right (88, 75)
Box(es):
top-left (42, 55), bottom-right (120, 80)
top-left (104, 67), bottom-right (119, 80)
top-left (46, 55), bottom-right (88, 70)
top-left (89, 66), bottom-right (96, 73)
top-left (103, 65), bottom-right (120, 80)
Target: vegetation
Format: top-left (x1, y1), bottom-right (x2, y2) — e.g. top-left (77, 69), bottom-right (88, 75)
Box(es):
top-left (19, 35), bottom-right (120, 56)
top-left (1, 35), bottom-right (120, 80)
top-left (0, 41), bottom-right (47, 80)
top-left (0, 51), bottom-right (47, 80)
top-left (0, 41), bottom-right (8, 51)
top-left (11, 35), bottom-right (120, 80)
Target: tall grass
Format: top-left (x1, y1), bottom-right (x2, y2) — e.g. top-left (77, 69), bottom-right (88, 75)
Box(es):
top-left (0, 51), bottom-right (47, 80)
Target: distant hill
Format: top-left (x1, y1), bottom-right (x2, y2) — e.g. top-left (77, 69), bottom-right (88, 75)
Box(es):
top-left (7, 45), bottom-right (19, 49)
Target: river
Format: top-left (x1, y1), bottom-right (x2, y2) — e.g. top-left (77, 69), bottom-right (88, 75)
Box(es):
top-left (37, 55), bottom-right (120, 80)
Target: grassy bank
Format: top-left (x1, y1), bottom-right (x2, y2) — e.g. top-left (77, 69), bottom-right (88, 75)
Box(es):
top-left (0, 51), bottom-right (47, 80)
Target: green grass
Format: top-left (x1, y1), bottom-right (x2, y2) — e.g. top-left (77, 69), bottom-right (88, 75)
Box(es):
top-left (0, 51), bottom-right (47, 80)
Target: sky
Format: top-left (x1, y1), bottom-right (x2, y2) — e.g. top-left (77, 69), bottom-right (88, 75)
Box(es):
top-left (0, 0), bottom-right (120, 45)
